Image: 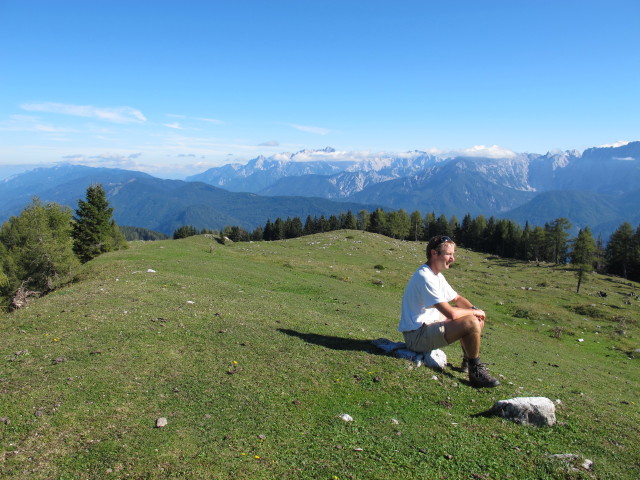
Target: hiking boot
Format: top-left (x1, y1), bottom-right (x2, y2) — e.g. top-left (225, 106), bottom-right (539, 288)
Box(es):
top-left (460, 357), bottom-right (469, 373)
top-left (468, 362), bottom-right (500, 388)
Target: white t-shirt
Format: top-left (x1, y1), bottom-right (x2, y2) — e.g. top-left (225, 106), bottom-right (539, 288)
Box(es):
top-left (398, 264), bottom-right (457, 332)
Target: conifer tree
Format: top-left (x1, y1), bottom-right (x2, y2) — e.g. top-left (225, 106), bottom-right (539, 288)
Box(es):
top-left (303, 216), bottom-right (316, 236)
top-left (410, 210), bottom-right (423, 241)
top-left (72, 184), bottom-right (123, 263)
top-left (386, 210), bottom-right (410, 239)
top-left (468, 215), bottom-right (487, 251)
top-left (435, 214), bottom-right (451, 237)
top-left (285, 217), bottom-right (303, 238)
top-left (423, 212), bottom-right (437, 240)
top-left (251, 225), bottom-right (264, 241)
top-left (369, 209), bottom-right (387, 234)
top-left (263, 219), bottom-right (274, 240)
top-left (357, 210), bottom-right (370, 231)
top-left (548, 218), bottom-right (572, 264)
top-left (458, 214), bottom-right (473, 247)
top-left (342, 210), bottom-right (358, 230)
top-left (273, 217), bottom-right (285, 240)
top-left (570, 226), bottom-right (596, 293)
top-left (326, 215), bottom-right (339, 231)
top-left (606, 222), bottom-right (635, 278)
top-left (530, 225), bottom-right (546, 263)
top-left (520, 222), bottom-right (532, 260)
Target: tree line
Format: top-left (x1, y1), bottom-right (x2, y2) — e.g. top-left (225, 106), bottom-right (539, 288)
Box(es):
top-left (0, 185), bottom-right (126, 310)
top-left (175, 208), bottom-right (640, 287)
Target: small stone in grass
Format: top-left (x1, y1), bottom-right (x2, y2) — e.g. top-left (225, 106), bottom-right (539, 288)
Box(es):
top-left (156, 417), bottom-right (168, 428)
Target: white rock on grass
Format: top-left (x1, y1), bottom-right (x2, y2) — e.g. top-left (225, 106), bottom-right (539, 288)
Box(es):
top-left (338, 413), bottom-right (353, 422)
top-left (491, 397), bottom-right (556, 427)
top-left (155, 417), bottom-right (168, 428)
top-left (424, 349), bottom-right (447, 370)
top-left (548, 454), bottom-right (593, 472)
top-left (371, 338), bottom-right (447, 369)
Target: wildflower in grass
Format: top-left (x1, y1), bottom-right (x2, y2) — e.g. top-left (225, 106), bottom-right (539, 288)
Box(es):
top-left (254, 455), bottom-right (260, 459)
top-left (53, 338), bottom-right (59, 342)
top-left (233, 361), bottom-right (238, 364)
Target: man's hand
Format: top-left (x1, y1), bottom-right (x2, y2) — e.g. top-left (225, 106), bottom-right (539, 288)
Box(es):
top-left (472, 309), bottom-right (486, 330)
top-left (472, 308), bottom-right (486, 321)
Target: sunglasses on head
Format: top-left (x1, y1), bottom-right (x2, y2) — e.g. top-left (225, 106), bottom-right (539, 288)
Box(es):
top-left (433, 236), bottom-right (452, 246)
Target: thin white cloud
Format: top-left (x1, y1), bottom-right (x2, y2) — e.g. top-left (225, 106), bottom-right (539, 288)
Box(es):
top-left (53, 152), bottom-right (216, 178)
top-left (453, 145), bottom-right (517, 158)
top-left (273, 148), bottom-right (436, 164)
top-left (269, 146), bottom-right (519, 164)
top-left (0, 114), bottom-right (72, 133)
top-left (61, 153), bottom-right (144, 169)
top-left (258, 140), bottom-right (279, 147)
top-left (166, 113), bottom-right (224, 125)
top-left (289, 123), bottom-right (331, 135)
top-left (598, 140), bottom-right (630, 148)
top-left (163, 122), bottom-right (184, 130)
top-left (196, 117), bottom-right (224, 125)
top-left (21, 102), bottom-right (147, 124)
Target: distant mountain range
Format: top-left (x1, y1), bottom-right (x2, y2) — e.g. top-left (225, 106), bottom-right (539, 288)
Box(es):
top-left (186, 142), bottom-right (640, 238)
top-left (0, 165), bottom-right (380, 235)
top-left (1, 142), bottom-right (639, 238)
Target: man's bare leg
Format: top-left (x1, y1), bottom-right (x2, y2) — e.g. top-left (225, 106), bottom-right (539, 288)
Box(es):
top-left (443, 315), bottom-right (482, 358)
top-left (443, 316), bottom-right (499, 388)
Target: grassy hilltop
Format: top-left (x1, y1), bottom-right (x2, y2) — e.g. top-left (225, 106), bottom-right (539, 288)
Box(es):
top-left (1, 231), bottom-right (638, 479)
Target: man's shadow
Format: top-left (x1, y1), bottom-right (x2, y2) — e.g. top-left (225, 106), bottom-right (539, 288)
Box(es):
top-left (276, 328), bottom-right (386, 355)
top-left (276, 328), bottom-right (459, 380)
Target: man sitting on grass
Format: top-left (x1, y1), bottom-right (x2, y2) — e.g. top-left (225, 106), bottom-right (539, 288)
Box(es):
top-left (399, 235), bottom-right (500, 388)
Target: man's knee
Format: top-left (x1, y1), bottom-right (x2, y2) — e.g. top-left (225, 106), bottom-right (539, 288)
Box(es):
top-left (444, 315), bottom-right (480, 343)
top-left (460, 315), bottom-right (482, 335)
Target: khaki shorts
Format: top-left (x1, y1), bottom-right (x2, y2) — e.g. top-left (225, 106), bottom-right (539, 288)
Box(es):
top-left (403, 321), bottom-right (449, 352)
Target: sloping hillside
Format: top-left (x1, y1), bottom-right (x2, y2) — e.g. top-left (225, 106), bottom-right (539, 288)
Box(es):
top-left (1, 232), bottom-right (638, 478)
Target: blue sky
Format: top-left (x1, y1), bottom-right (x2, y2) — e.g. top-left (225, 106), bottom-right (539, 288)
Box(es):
top-left (1, 0), bottom-right (639, 179)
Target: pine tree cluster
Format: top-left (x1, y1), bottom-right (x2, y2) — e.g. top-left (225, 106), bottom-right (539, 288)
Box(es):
top-left (0, 184), bottom-right (126, 309)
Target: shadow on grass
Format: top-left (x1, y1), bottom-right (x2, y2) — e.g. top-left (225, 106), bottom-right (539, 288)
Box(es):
top-left (277, 328), bottom-right (461, 381)
top-left (277, 328), bottom-right (387, 355)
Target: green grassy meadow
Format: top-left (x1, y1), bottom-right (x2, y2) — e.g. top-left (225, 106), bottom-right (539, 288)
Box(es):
top-left (1, 231), bottom-right (639, 479)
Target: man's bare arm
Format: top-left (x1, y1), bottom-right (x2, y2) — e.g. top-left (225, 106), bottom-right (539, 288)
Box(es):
top-left (434, 296), bottom-right (486, 321)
